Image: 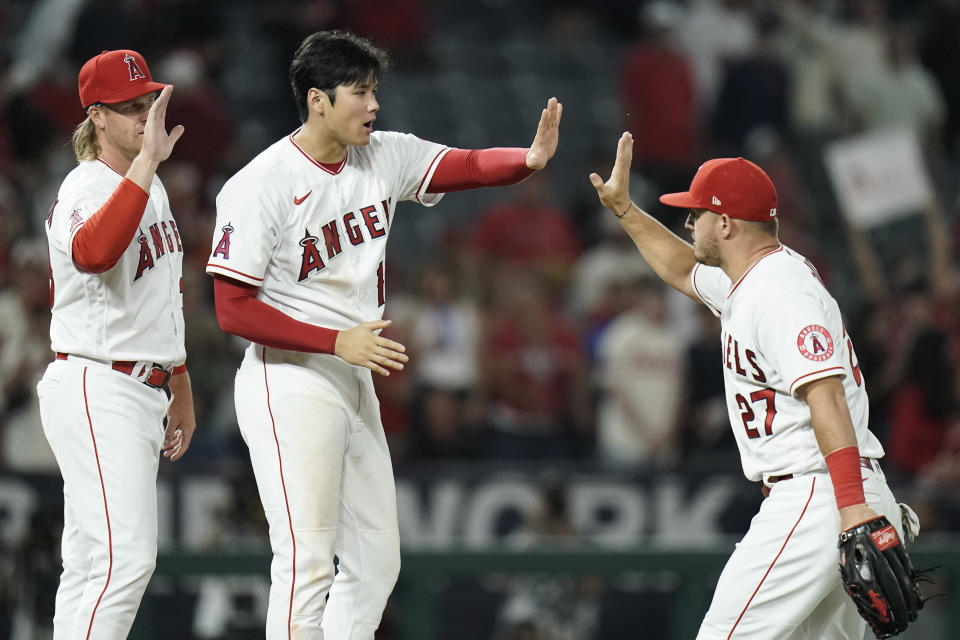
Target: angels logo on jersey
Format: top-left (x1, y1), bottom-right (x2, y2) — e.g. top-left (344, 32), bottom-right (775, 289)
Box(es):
top-left (69, 209), bottom-right (84, 233)
top-left (135, 232), bottom-right (154, 280)
top-left (213, 223), bottom-right (234, 260)
top-left (299, 228), bottom-right (323, 282)
top-left (797, 324), bottom-right (834, 361)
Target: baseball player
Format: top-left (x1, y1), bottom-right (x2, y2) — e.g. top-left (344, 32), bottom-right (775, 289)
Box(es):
top-left (590, 133), bottom-right (920, 639)
top-left (206, 30), bottom-right (561, 639)
top-left (36, 50), bottom-right (196, 638)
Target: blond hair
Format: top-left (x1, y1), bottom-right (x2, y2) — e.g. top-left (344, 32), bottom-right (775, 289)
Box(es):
top-left (71, 116), bottom-right (99, 162)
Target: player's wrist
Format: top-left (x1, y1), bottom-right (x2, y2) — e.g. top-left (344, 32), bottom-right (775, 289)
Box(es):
top-left (524, 148), bottom-right (542, 170)
top-left (614, 201), bottom-right (633, 218)
top-left (839, 504), bottom-right (877, 531)
top-left (132, 151), bottom-right (162, 172)
top-left (826, 446), bottom-right (867, 510)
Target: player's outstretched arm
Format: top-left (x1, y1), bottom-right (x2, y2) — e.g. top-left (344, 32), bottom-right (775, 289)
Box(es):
top-left (524, 97), bottom-right (563, 170)
top-left (335, 320), bottom-right (409, 377)
top-left (589, 132), bottom-right (698, 300)
top-left (163, 370), bottom-right (197, 462)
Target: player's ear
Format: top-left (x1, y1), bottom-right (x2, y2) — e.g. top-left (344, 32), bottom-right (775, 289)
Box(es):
top-left (719, 214), bottom-right (733, 238)
top-left (87, 106), bottom-right (107, 130)
top-left (307, 88), bottom-right (327, 116)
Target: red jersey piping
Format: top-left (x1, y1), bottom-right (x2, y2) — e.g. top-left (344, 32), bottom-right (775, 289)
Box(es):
top-left (96, 157), bottom-right (122, 176)
top-left (288, 130), bottom-right (347, 175)
top-left (726, 477), bottom-right (817, 639)
top-left (728, 245), bottom-right (784, 298)
top-left (790, 366), bottom-right (846, 395)
top-left (691, 263), bottom-right (722, 315)
top-left (82, 367), bottom-right (114, 639)
top-left (415, 147), bottom-right (450, 204)
top-left (262, 347), bottom-right (297, 638)
top-left (206, 263), bottom-right (264, 283)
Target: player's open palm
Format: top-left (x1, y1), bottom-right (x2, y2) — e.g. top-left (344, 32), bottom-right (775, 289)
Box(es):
top-left (589, 132), bottom-right (634, 214)
top-left (141, 85), bottom-right (185, 164)
top-left (525, 97), bottom-right (563, 170)
top-left (336, 319), bottom-right (409, 376)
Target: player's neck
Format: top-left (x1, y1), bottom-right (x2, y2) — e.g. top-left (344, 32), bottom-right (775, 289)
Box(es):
top-left (294, 123), bottom-right (347, 164)
top-left (723, 240), bottom-right (781, 284)
top-left (97, 145), bottom-right (134, 175)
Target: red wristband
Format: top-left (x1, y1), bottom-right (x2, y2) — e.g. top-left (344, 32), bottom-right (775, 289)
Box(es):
top-left (825, 446), bottom-right (866, 509)
top-left (172, 364), bottom-right (187, 375)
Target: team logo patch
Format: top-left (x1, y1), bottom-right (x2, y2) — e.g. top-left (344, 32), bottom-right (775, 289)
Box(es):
top-left (797, 324), bottom-right (834, 361)
top-left (124, 53), bottom-right (146, 81)
top-left (870, 525), bottom-right (900, 551)
top-left (212, 223), bottom-right (234, 260)
top-left (69, 209), bottom-right (84, 232)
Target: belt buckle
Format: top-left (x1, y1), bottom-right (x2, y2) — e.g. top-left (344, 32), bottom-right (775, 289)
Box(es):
top-left (143, 364), bottom-right (172, 389)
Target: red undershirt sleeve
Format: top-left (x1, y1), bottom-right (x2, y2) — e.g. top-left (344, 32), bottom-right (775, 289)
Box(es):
top-left (72, 178), bottom-right (150, 273)
top-left (426, 147), bottom-right (534, 193)
top-left (213, 276), bottom-right (339, 354)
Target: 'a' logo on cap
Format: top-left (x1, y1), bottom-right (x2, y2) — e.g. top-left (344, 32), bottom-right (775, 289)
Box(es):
top-left (124, 53), bottom-right (146, 81)
top-left (712, 196), bottom-right (722, 206)
top-left (770, 208), bottom-right (777, 216)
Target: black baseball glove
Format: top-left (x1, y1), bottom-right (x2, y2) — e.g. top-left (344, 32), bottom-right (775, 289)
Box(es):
top-left (838, 515), bottom-right (924, 638)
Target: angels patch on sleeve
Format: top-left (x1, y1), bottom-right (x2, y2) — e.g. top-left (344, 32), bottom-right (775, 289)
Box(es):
top-left (797, 324), bottom-right (834, 361)
top-left (69, 209), bottom-right (85, 233)
top-left (212, 223), bottom-right (234, 260)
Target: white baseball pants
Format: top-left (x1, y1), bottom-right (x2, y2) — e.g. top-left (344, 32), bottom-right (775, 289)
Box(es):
top-left (696, 462), bottom-right (902, 639)
top-left (235, 345), bottom-right (400, 640)
top-left (37, 357), bottom-right (167, 639)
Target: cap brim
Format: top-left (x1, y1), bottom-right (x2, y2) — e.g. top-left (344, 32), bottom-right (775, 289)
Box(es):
top-left (89, 81), bottom-right (168, 108)
top-left (659, 192), bottom-right (701, 209)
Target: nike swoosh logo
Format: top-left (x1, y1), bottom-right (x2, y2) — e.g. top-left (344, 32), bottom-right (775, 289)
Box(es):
top-left (294, 190), bottom-right (312, 205)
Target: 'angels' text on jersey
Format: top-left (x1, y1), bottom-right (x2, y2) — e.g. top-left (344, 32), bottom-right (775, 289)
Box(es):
top-left (690, 245), bottom-right (883, 482)
top-left (206, 130), bottom-right (449, 331)
top-left (46, 159), bottom-right (186, 364)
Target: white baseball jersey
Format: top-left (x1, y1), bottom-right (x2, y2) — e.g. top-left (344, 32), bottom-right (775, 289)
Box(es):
top-left (205, 130), bottom-right (449, 328)
top-left (46, 158), bottom-right (186, 365)
top-left (690, 245), bottom-right (884, 482)
top-left (207, 130), bottom-right (449, 639)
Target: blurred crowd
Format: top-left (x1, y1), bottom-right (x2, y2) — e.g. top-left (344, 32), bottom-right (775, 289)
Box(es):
top-left (3, 1), bottom-right (960, 637)
top-left (1, 0), bottom-right (960, 540)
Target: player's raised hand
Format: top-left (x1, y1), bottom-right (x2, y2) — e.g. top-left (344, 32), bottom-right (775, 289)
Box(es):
top-left (335, 319), bottom-right (409, 376)
top-left (589, 132), bottom-right (634, 215)
top-left (140, 85), bottom-right (185, 164)
top-left (525, 97), bottom-right (563, 170)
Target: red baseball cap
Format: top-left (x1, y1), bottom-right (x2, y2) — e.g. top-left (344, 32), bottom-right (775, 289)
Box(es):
top-left (659, 157), bottom-right (778, 221)
top-left (78, 49), bottom-right (167, 109)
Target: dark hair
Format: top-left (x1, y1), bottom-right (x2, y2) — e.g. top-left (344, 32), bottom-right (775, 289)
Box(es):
top-left (289, 30), bottom-right (390, 123)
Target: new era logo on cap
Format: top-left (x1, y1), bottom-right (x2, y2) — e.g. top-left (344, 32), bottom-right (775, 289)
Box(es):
top-left (78, 49), bottom-right (167, 109)
top-left (659, 157), bottom-right (778, 222)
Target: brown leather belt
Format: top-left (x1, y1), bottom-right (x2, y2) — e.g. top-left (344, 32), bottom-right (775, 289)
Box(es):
top-left (56, 352), bottom-right (172, 389)
top-left (762, 457), bottom-right (877, 498)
